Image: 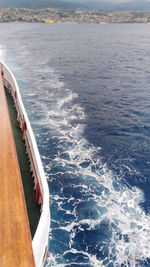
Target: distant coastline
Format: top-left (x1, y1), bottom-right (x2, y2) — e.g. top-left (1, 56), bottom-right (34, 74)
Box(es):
top-left (1, 8), bottom-right (150, 23)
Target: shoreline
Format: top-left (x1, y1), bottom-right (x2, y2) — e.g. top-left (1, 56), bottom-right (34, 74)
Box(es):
top-left (0, 8), bottom-right (150, 24)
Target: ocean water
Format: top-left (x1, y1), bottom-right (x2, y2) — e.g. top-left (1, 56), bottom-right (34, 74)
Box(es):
top-left (1, 23), bottom-right (150, 266)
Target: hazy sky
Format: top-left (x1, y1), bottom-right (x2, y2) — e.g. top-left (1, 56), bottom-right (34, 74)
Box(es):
top-left (68, 0), bottom-right (129, 2)
top-left (66, 0), bottom-right (147, 3)
top-left (87, 0), bottom-right (130, 2)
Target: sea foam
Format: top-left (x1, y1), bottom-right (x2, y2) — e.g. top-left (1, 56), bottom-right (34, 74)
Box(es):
top-left (19, 66), bottom-right (150, 267)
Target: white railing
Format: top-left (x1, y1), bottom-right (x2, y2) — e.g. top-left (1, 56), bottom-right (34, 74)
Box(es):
top-left (0, 62), bottom-right (50, 267)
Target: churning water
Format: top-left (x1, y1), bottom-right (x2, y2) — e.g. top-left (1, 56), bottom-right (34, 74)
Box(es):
top-left (1, 23), bottom-right (150, 266)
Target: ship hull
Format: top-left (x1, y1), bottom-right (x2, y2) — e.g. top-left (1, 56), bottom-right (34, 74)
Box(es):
top-left (1, 62), bottom-right (50, 267)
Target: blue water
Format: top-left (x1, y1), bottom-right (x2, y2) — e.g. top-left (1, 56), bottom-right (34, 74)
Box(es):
top-left (1, 23), bottom-right (150, 266)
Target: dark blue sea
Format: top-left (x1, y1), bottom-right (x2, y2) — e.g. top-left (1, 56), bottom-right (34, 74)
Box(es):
top-left (1, 23), bottom-right (150, 267)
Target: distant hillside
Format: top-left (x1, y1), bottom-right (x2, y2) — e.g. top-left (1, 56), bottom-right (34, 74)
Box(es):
top-left (117, 0), bottom-right (150, 11)
top-left (0, 0), bottom-right (87, 9)
top-left (64, 0), bottom-right (150, 11)
top-left (1, 0), bottom-right (150, 11)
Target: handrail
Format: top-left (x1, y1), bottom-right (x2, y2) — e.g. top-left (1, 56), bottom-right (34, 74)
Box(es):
top-left (0, 62), bottom-right (50, 267)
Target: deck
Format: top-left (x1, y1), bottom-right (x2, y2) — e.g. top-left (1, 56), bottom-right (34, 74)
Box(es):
top-left (0, 74), bottom-right (35, 266)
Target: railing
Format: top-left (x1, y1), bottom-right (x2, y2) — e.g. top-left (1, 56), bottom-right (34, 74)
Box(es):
top-left (0, 62), bottom-right (50, 267)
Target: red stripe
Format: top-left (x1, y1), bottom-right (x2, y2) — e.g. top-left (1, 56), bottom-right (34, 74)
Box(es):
top-left (3, 77), bottom-right (43, 205)
top-left (24, 131), bottom-right (43, 204)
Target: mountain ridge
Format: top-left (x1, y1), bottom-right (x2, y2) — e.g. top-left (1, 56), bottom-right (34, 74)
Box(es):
top-left (1, 0), bottom-right (150, 11)
top-left (0, 0), bottom-right (87, 9)
top-left (70, 0), bottom-right (150, 11)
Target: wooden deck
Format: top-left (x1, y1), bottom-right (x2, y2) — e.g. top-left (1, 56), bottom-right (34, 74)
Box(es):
top-left (0, 74), bottom-right (35, 266)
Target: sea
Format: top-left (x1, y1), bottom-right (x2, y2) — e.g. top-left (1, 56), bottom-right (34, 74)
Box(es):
top-left (1, 23), bottom-right (150, 267)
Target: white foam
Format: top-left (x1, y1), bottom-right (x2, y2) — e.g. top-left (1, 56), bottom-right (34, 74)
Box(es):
top-left (0, 45), bottom-right (6, 62)
top-left (26, 67), bottom-right (150, 266)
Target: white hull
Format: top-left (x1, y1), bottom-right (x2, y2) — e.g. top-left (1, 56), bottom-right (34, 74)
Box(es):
top-left (1, 62), bottom-right (50, 267)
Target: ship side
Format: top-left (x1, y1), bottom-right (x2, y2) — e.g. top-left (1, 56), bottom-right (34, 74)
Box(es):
top-left (0, 62), bottom-right (50, 267)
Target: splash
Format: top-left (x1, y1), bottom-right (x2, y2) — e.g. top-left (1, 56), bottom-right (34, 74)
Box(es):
top-left (0, 45), bottom-right (6, 62)
top-left (25, 67), bottom-right (150, 267)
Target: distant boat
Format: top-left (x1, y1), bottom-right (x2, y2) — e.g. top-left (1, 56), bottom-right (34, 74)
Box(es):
top-left (0, 62), bottom-right (50, 267)
top-left (43, 19), bottom-right (55, 23)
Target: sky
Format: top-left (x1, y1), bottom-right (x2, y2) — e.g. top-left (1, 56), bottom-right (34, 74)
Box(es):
top-left (87, 0), bottom-right (129, 2)
top-left (65, 0), bottom-right (149, 3)
top-left (66, 0), bottom-right (130, 2)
